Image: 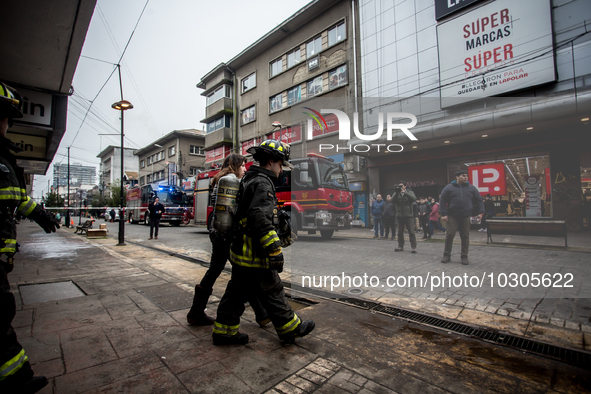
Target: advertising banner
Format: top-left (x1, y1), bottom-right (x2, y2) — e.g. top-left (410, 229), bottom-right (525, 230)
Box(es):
top-left (468, 163), bottom-right (506, 196)
top-left (437, 0), bottom-right (555, 107)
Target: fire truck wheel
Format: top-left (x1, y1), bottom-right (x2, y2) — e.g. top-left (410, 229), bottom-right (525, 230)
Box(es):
top-left (320, 230), bottom-right (334, 239)
top-left (144, 214), bottom-right (150, 226)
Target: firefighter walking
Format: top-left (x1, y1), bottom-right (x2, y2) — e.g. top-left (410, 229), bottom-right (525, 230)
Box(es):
top-left (0, 82), bottom-right (60, 393)
top-left (212, 139), bottom-right (315, 345)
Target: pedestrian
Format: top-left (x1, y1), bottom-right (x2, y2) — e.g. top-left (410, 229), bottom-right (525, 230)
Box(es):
top-left (479, 194), bottom-right (495, 232)
top-left (213, 139), bottom-right (314, 345)
top-left (440, 170), bottom-right (484, 265)
top-left (392, 182), bottom-right (417, 253)
top-left (370, 194), bottom-right (385, 238)
top-left (109, 208), bottom-right (115, 223)
top-left (148, 197), bottom-right (164, 240)
top-left (429, 198), bottom-right (446, 234)
top-left (413, 200), bottom-right (420, 231)
top-left (383, 195), bottom-right (396, 240)
top-left (187, 154), bottom-right (269, 327)
top-left (1, 82), bottom-right (60, 393)
top-left (418, 197), bottom-right (432, 239)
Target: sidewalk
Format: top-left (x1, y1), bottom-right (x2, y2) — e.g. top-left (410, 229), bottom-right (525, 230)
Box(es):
top-left (8, 222), bottom-right (591, 393)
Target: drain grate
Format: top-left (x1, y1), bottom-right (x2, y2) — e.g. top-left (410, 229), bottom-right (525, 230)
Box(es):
top-left (348, 301), bottom-right (591, 368)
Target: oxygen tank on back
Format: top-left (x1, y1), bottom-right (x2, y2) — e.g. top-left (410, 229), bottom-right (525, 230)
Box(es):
top-left (212, 174), bottom-right (240, 233)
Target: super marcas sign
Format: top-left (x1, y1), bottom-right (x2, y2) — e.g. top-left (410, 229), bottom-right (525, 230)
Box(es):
top-left (437, 0), bottom-right (555, 107)
top-left (468, 163), bottom-right (506, 196)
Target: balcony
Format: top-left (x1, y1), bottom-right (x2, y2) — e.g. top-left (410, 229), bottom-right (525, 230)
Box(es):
top-left (201, 98), bottom-right (233, 124)
top-left (205, 127), bottom-right (233, 150)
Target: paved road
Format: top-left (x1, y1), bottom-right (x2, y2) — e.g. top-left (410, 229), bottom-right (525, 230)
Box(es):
top-left (84, 218), bottom-right (591, 350)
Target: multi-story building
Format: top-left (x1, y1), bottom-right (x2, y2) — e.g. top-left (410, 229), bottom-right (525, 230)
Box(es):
top-left (52, 163), bottom-right (96, 188)
top-left (96, 146), bottom-right (139, 196)
top-left (197, 0), bottom-right (357, 166)
top-left (134, 129), bottom-right (206, 187)
top-left (354, 0), bottom-right (591, 230)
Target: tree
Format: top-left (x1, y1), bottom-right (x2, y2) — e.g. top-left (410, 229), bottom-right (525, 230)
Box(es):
top-left (108, 179), bottom-right (127, 207)
top-left (43, 191), bottom-right (65, 208)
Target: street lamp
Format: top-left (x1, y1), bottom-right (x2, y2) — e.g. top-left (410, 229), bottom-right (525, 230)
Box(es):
top-left (111, 99), bottom-right (134, 246)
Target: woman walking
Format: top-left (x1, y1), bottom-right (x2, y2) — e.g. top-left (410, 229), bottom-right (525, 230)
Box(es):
top-left (187, 154), bottom-right (269, 326)
top-left (429, 198), bottom-right (447, 234)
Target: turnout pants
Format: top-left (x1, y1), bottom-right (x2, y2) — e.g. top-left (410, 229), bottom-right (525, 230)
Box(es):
top-left (214, 266), bottom-right (300, 339)
top-left (0, 261), bottom-right (33, 387)
top-left (444, 216), bottom-right (471, 257)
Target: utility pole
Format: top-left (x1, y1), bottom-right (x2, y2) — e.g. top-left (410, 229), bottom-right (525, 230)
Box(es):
top-left (66, 147), bottom-right (71, 228)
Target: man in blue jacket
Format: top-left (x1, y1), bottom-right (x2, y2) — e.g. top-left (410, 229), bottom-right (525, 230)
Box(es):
top-left (371, 194), bottom-right (385, 238)
top-left (439, 170), bottom-right (484, 265)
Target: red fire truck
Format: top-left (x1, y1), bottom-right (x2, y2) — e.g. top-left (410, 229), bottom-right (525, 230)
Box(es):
top-left (126, 183), bottom-right (188, 226)
top-left (277, 153), bottom-right (353, 239)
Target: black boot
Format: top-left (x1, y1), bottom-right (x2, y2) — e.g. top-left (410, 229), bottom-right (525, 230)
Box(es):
top-left (279, 320), bottom-right (315, 343)
top-left (0, 362), bottom-right (48, 394)
top-left (187, 285), bottom-right (215, 325)
top-left (212, 332), bottom-right (249, 345)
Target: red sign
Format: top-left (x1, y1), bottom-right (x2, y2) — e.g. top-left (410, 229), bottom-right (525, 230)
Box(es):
top-left (205, 146), bottom-right (231, 163)
top-left (267, 125), bottom-right (303, 144)
top-left (241, 137), bottom-right (261, 155)
top-left (468, 163), bottom-right (506, 196)
top-left (309, 113), bottom-right (339, 138)
top-left (126, 187), bottom-right (141, 201)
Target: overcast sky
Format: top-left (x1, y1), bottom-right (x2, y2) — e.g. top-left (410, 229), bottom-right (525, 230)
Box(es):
top-left (33, 0), bottom-right (312, 198)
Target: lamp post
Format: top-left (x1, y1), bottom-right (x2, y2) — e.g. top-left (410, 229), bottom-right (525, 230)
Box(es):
top-left (111, 99), bottom-right (133, 246)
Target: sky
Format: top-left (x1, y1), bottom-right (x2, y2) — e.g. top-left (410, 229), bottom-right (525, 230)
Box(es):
top-left (32, 0), bottom-right (313, 199)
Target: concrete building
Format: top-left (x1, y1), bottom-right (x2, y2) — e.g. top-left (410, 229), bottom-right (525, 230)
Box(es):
top-left (96, 146), bottom-right (139, 195)
top-left (53, 163), bottom-right (96, 188)
top-left (354, 0), bottom-right (591, 230)
top-left (134, 129), bottom-right (206, 187)
top-left (2, 1), bottom-right (96, 194)
top-left (197, 0), bottom-right (357, 166)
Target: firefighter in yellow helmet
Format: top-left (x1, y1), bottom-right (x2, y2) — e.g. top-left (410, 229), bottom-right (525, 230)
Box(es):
top-left (212, 139), bottom-right (314, 345)
top-left (0, 82), bottom-right (59, 393)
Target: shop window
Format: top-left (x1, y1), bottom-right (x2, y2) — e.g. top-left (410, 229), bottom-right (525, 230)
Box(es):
top-left (307, 76), bottom-right (323, 97)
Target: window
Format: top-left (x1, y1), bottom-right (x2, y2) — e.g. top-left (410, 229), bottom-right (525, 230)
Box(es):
top-left (306, 36), bottom-right (322, 58)
top-left (147, 156), bottom-right (152, 165)
top-left (158, 170), bottom-right (165, 181)
top-left (156, 151), bottom-right (164, 161)
top-left (329, 65), bottom-right (348, 90)
top-left (270, 93), bottom-right (283, 113)
top-left (307, 76), bottom-right (323, 97)
top-left (147, 174), bottom-right (152, 183)
top-left (190, 167), bottom-right (201, 176)
top-left (169, 146), bottom-right (176, 156)
top-left (241, 105), bottom-right (256, 125)
top-left (328, 22), bottom-right (346, 46)
top-left (288, 86), bottom-right (301, 106)
top-left (287, 48), bottom-right (301, 68)
top-left (207, 115), bottom-right (231, 133)
top-left (270, 58), bottom-right (283, 77)
top-left (140, 160), bottom-right (145, 168)
top-left (206, 84), bottom-right (232, 106)
top-left (190, 145), bottom-right (205, 155)
top-left (140, 176), bottom-right (145, 185)
top-left (242, 73), bottom-right (256, 93)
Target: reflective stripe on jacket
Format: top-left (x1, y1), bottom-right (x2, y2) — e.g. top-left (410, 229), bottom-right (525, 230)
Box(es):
top-left (230, 166), bottom-right (282, 269)
top-left (0, 348), bottom-right (28, 381)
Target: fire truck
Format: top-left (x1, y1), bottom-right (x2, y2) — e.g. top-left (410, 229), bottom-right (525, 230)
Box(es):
top-left (276, 153), bottom-right (353, 239)
top-left (126, 183), bottom-right (188, 226)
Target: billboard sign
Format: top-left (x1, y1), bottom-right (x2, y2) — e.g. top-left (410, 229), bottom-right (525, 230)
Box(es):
top-left (468, 163), bottom-right (506, 196)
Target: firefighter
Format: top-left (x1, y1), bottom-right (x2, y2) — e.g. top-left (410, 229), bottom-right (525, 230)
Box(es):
top-left (212, 139), bottom-right (314, 345)
top-left (0, 82), bottom-right (60, 393)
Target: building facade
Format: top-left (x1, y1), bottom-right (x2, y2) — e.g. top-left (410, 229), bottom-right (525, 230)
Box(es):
top-left (52, 163), bottom-right (96, 188)
top-left (96, 146), bottom-right (139, 196)
top-left (134, 129), bottom-right (206, 187)
top-left (355, 0), bottom-right (591, 230)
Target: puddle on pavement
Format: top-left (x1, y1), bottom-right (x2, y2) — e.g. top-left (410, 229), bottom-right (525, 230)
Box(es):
top-left (26, 237), bottom-right (93, 260)
top-left (19, 281), bottom-right (86, 304)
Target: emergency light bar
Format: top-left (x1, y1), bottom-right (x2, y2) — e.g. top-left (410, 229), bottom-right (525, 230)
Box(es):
top-left (307, 152), bottom-right (334, 162)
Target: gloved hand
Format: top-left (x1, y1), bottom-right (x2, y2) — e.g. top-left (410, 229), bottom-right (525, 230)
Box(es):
top-left (31, 210), bottom-right (60, 233)
top-left (277, 210), bottom-right (296, 248)
top-left (280, 231), bottom-right (297, 248)
top-left (268, 248), bottom-right (284, 273)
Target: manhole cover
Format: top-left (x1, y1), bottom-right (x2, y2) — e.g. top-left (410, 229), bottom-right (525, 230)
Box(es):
top-left (19, 281), bottom-right (86, 304)
top-left (348, 288), bottom-right (364, 295)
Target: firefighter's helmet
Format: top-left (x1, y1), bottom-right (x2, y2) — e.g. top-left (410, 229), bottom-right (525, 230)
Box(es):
top-left (247, 139), bottom-right (293, 170)
top-left (0, 82), bottom-right (23, 119)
